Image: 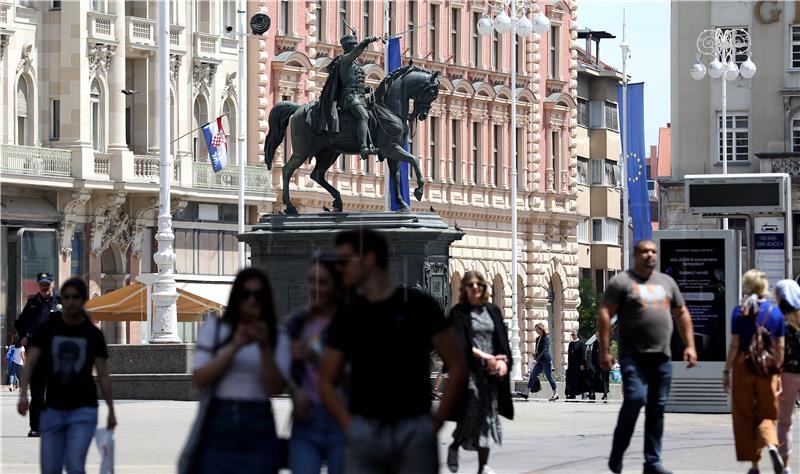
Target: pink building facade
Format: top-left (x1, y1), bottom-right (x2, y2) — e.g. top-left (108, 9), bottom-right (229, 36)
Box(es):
top-left (251, 0), bottom-right (580, 369)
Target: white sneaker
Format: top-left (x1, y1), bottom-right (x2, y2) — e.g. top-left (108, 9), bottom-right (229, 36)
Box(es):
top-left (481, 466), bottom-right (497, 474)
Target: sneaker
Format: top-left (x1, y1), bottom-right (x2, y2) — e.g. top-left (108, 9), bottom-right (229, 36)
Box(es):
top-left (549, 394), bottom-right (559, 401)
top-left (516, 391), bottom-right (529, 400)
top-left (768, 445), bottom-right (785, 474)
top-left (643, 463), bottom-right (673, 474)
top-left (447, 445), bottom-right (458, 473)
top-left (481, 466), bottom-right (497, 474)
top-left (27, 431), bottom-right (39, 438)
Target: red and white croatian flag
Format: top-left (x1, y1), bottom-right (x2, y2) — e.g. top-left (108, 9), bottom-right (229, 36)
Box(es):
top-left (201, 116), bottom-right (228, 173)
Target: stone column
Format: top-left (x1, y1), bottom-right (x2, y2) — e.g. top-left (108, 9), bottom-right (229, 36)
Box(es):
top-left (108, 0), bottom-right (133, 180)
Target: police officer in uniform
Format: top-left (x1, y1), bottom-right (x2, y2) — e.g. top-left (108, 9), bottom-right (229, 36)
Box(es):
top-left (15, 272), bottom-right (62, 437)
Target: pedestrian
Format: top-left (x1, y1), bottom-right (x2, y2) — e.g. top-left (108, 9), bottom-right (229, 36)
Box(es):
top-left (587, 341), bottom-right (609, 402)
top-left (723, 269), bottom-right (786, 474)
top-left (276, 254), bottom-right (344, 474)
top-left (319, 229), bottom-right (466, 474)
top-left (15, 271), bottom-right (62, 437)
top-left (565, 329), bottom-right (588, 400)
top-left (599, 239), bottom-right (698, 474)
top-left (7, 335), bottom-right (25, 391)
top-left (775, 279), bottom-right (800, 472)
top-left (446, 271), bottom-right (513, 474)
top-left (516, 322), bottom-right (559, 401)
top-left (17, 277), bottom-right (116, 474)
top-left (191, 268), bottom-right (287, 474)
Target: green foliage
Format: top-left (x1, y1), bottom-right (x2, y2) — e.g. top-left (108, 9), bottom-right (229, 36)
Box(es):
top-left (577, 278), bottom-right (601, 339)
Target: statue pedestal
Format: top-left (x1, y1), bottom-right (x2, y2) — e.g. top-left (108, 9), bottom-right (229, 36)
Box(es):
top-left (240, 212), bottom-right (463, 316)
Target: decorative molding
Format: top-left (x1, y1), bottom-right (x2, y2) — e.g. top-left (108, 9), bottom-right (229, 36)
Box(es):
top-left (0, 34), bottom-right (10, 61)
top-left (88, 43), bottom-right (115, 76)
top-left (423, 260), bottom-right (450, 310)
top-left (90, 193), bottom-right (128, 256)
top-left (170, 54), bottom-right (182, 87)
top-left (193, 61), bottom-right (218, 96)
top-left (58, 191), bottom-right (92, 258)
top-left (221, 71), bottom-right (238, 102)
top-left (16, 43), bottom-right (34, 76)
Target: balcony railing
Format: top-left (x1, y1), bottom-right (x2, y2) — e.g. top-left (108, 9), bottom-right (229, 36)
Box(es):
top-left (88, 11), bottom-right (116, 42)
top-left (193, 32), bottom-right (219, 59)
top-left (170, 24), bottom-right (184, 48)
top-left (0, 2), bottom-right (12, 26)
top-left (1, 144), bottom-right (72, 178)
top-left (128, 17), bottom-right (155, 47)
top-left (94, 153), bottom-right (110, 177)
top-left (133, 155), bottom-right (158, 180)
top-left (192, 162), bottom-right (271, 193)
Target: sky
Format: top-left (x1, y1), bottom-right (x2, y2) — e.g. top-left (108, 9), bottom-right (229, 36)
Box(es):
top-left (576, 0), bottom-right (671, 148)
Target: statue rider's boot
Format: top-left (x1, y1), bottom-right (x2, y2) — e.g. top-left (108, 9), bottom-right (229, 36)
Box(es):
top-left (358, 122), bottom-right (378, 160)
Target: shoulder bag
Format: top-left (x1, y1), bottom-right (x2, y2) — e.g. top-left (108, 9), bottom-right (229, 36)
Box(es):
top-left (746, 305), bottom-right (782, 376)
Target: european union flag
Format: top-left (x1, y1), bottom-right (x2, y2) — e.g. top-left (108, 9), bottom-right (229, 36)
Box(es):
top-left (387, 37), bottom-right (410, 211)
top-left (617, 82), bottom-right (652, 243)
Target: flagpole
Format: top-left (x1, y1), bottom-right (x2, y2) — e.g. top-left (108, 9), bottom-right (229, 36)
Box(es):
top-left (383, 0), bottom-right (391, 211)
top-left (620, 9), bottom-right (630, 271)
top-left (237, 0), bottom-right (247, 269)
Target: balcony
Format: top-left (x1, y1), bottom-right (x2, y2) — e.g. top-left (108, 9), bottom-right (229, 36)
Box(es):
top-left (1, 144), bottom-right (71, 178)
top-left (94, 153), bottom-right (110, 177)
top-left (127, 16), bottom-right (155, 48)
top-left (193, 32), bottom-right (220, 61)
top-left (192, 162), bottom-right (271, 194)
top-left (170, 24), bottom-right (185, 50)
top-left (88, 11), bottom-right (117, 44)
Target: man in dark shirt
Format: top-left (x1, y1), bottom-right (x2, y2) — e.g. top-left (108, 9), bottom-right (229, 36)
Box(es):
top-left (15, 272), bottom-right (62, 437)
top-left (319, 229), bottom-right (466, 474)
top-left (599, 240), bottom-right (697, 474)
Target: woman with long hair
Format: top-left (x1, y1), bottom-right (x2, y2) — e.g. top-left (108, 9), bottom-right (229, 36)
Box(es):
top-left (276, 254), bottom-right (345, 474)
top-left (446, 271), bottom-right (513, 474)
top-left (517, 322), bottom-right (559, 401)
top-left (723, 269), bottom-right (786, 474)
top-left (191, 268), bottom-right (286, 474)
top-left (17, 277), bottom-right (116, 473)
top-left (775, 279), bottom-right (800, 471)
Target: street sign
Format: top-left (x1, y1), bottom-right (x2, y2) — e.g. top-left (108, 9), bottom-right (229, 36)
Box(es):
top-left (754, 216), bottom-right (786, 285)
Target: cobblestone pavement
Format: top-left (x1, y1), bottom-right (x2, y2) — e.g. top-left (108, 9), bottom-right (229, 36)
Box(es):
top-left (1, 391), bottom-right (798, 473)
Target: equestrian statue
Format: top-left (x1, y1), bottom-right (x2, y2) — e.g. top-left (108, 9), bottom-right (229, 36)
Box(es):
top-left (264, 27), bottom-right (441, 215)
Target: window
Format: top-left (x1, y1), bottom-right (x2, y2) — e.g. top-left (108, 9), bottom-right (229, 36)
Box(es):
top-left (516, 36), bottom-right (524, 74)
top-left (577, 157), bottom-right (588, 184)
top-left (429, 117), bottom-right (437, 181)
top-left (51, 0), bottom-right (61, 10)
top-left (222, 100), bottom-right (236, 164)
top-left (577, 220), bottom-right (589, 243)
top-left (338, 0), bottom-right (348, 38)
top-left (91, 0), bottom-right (107, 13)
top-left (717, 113), bottom-right (749, 162)
top-left (792, 26), bottom-right (800, 69)
top-left (450, 9), bottom-right (460, 63)
top-left (472, 12), bottom-right (481, 67)
top-left (51, 99), bottom-right (60, 140)
top-left (223, 1), bottom-right (236, 36)
top-left (71, 232), bottom-right (85, 278)
top-left (472, 123), bottom-right (480, 184)
top-left (362, 1), bottom-right (370, 38)
top-left (340, 155), bottom-right (347, 172)
top-left (591, 218), bottom-right (620, 244)
top-left (515, 127), bottom-right (524, 187)
top-left (793, 111), bottom-right (800, 152)
top-left (604, 160), bottom-right (619, 187)
top-left (196, 0), bottom-right (210, 32)
top-left (591, 219), bottom-right (603, 242)
top-left (604, 101), bottom-right (619, 131)
top-left (493, 125), bottom-right (501, 186)
top-left (492, 30), bottom-right (500, 70)
top-left (577, 98), bottom-right (588, 127)
top-left (429, 5), bottom-right (438, 59)
top-left (193, 96), bottom-right (208, 161)
top-left (16, 77), bottom-right (30, 146)
top-left (279, 0), bottom-right (290, 35)
top-left (90, 79), bottom-right (104, 152)
top-left (387, 0), bottom-right (394, 35)
top-left (450, 119), bottom-right (459, 182)
top-left (590, 159), bottom-right (603, 185)
top-left (315, 2), bottom-right (325, 42)
top-left (407, 0), bottom-right (415, 56)
top-left (551, 130), bottom-right (560, 188)
top-left (549, 24), bottom-right (559, 79)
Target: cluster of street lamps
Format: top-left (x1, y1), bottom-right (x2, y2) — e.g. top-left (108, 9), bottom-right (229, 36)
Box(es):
top-left (476, 0), bottom-right (551, 381)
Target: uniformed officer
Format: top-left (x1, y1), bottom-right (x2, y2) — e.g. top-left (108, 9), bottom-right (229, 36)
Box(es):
top-left (14, 272), bottom-right (62, 437)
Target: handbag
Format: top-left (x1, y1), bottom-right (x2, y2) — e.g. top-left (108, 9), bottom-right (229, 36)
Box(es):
top-left (531, 377), bottom-right (543, 393)
top-left (746, 304), bottom-right (782, 376)
top-left (178, 320), bottom-right (221, 474)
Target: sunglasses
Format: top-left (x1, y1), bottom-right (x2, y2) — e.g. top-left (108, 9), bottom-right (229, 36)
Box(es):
top-left (241, 289), bottom-right (262, 301)
top-left (467, 282), bottom-right (486, 290)
top-left (61, 294), bottom-right (83, 301)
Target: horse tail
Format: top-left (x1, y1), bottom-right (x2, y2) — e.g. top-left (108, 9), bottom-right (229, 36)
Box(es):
top-left (264, 101), bottom-right (301, 170)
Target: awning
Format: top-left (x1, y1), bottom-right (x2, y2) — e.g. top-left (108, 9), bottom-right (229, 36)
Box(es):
top-left (85, 282), bottom-right (224, 322)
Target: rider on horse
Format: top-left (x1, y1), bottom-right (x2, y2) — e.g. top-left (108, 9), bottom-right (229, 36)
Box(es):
top-left (306, 32), bottom-right (382, 161)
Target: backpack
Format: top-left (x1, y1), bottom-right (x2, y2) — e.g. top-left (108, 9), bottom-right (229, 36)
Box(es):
top-left (746, 304), bottom-right (782, 376)
top-left (5, 347), bottom-right (15, 365)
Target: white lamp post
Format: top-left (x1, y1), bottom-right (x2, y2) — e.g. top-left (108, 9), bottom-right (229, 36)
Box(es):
top-left (690, 28), bottom-right (755, 230)
top-left (478, 0), bottom-right (550, 382)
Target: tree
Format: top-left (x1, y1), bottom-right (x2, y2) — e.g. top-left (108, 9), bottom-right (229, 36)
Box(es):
top-left (577, 278), bottom-right (601, 339)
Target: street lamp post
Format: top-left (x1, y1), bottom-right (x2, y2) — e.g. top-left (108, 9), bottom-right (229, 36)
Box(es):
top-left (620, 12), bottom-right (630, 271)
top-left (478, 0), bottom-right (550, 381)
top-left (690, 28), bottom-right (756, 230)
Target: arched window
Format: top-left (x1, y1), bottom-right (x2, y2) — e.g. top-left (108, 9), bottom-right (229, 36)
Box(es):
top-left (492, 274), bottom-right (504, 309)
top-left (16, 77), bottom-right (30, 145)
top-left (222, 99), bottom-right (236, 164)
top-left (793, 111), bottom-right (800, 152)
top-left (90, 79), bottom-right (105, 151)
top-left (193, 95), bottom-right (208, 161)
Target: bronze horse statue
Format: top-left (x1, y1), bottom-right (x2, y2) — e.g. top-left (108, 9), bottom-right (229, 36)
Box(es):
top-left (264, 64), bottom-right (441, 214)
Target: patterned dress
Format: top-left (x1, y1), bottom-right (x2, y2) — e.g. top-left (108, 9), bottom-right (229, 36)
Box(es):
top-left (452, 305), bottom-right (502, 450)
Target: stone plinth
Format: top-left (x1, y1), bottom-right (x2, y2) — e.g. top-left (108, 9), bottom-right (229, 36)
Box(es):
top-left (240, 212), bottom-right (464, 316)
top-left (102, 343), bottom-right (198, 401)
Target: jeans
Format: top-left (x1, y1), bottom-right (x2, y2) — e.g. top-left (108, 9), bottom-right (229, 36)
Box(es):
top-left (344, 414), bottom-right (438, 474)
top-left (290, 403), bottom-right (344, 474)
top-left (39, 407), bottom-right (98, 474)
top-left (8, 362), bottom-right (22, 386)
top-left (610, 353), bottom-right (672, 469)
top-left (528, 354), bottom-right (558, 392)
top-left (199, 399), bottom-right (278, 474)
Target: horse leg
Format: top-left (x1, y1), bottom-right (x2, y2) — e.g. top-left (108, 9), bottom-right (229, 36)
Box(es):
top-left (310, 150), bottom-right (343, 212)
top-left (282, 153), bottom-right (306, 215)
top-left (385, 144), bottom-right (426, 202)
top-left (386, 158), bottom-right (410, 212)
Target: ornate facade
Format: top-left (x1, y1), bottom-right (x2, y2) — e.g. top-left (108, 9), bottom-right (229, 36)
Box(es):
top-left (257, 0), bottom-right (581, 368)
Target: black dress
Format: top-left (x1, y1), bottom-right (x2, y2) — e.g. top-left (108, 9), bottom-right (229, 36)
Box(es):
top-left (565, 339), bottom-right (587, 398)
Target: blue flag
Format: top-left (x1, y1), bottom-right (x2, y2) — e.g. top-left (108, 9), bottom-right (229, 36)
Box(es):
top-left (617, 83), bottom-right (652, 243)
top-left (387, 37), bottom-right (410, 211)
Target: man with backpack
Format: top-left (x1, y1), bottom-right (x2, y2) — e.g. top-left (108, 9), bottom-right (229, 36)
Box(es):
top-left (598, 240), bottom-right (697, 474)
